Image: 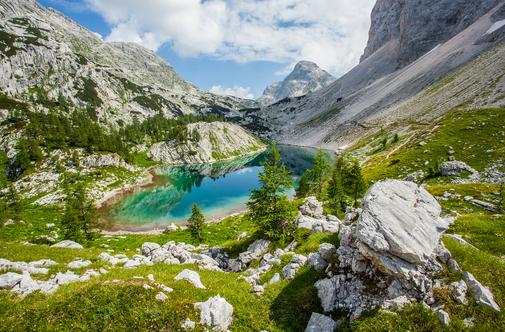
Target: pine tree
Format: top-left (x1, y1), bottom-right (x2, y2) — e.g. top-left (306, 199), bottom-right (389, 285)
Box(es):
top-left (311, 149), bottom-right (330, 196)
top-left (349, 160), bottom-right (366, 208)
top-left (296, 149), bottom-right (329, 199)
top-left (187, 204), bottom-right (205, 243)
top-left (248, 145), bottom-right (297, 240)
top-left (6, 185), bottom-right (22, 221)
top-left (60, 182), bottom-right (98, 243)
top-left (327, 159), bottom-right (345, 215)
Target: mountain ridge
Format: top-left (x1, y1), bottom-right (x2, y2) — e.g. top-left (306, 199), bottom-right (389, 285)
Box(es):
top-left (257, 60), bottom-right (335, 106)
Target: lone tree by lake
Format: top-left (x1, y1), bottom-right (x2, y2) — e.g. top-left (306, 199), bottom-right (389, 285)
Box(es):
top-left (188, 203), bottom-right (205, 243)
top-left (248, 145), bottom-right (297, 241)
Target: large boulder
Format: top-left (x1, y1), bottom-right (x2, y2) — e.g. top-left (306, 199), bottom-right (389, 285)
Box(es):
top-left (195, 295), bottom-right (234, 331)
top-left (356, 180), bottom-right (449, 277)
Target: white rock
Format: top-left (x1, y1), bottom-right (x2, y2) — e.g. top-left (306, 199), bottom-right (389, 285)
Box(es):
top-left (174, 269), bottom-right (206, 289)
top-left (141, 242), bottom-right (161, 256)
top-left (356, 180), bottom-right (448, 276)
top-left (238, 239), bottom-right (271, 264)
top-left (307, 253), bottom-right (327, 271)
top-left (124, 259), bottom-right (142, 269)
top-left (0, 272), bottom-right (23, 289)
top-left (436, 309), bottom-right (451, 326)
top-left (269, 273), bottom-right (281, 284)
top-left (51, 240), bottom-right (83, 249)
top-left (181, 318), bottom-right (196, 330)
top-left (195, 295), bottom-right (233, 331)
top-left (67, 260), bottom-right (92, 269)
top-left (29, 259), bottom-right (57, 268)
top-left (450, 280), bottom-right (467, 304)
top-left (463, 272), bottom-right (500, 311)
top-left (315, 278), bottom-right (337, 312)
top-left (305, 312), bottom-right (337, 332)
top-left (300, 196), bottom-right (324, 218)
top-left (155, 291), bottom-right (168, 301)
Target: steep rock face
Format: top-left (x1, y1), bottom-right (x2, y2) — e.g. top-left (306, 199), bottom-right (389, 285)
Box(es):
top-left (148, 122), bottom-right (265, 165)
top-left (361, 0), bottom-right (503, 66)
top-left (0, 0), bottom-right (249, 125)
top-left (258, 1), bottom-right (505, 147)
top-left (257, 61), bottom-right (335, 105)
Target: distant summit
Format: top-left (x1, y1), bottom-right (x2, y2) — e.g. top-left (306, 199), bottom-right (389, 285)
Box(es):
top-left (258, 61), bottom-right (335, 105)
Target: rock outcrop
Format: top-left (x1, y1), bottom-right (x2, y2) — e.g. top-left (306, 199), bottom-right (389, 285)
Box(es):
top-left (258, 61), bottom-right (335, 105)
top-left (174, 269), bottom-right (206, 289)
top-left (148, 122), bottom-right (264, 165)
top-left (313, 180), bottom-right (499, 319)
top-left (296, 196), bottom-right (341, 233)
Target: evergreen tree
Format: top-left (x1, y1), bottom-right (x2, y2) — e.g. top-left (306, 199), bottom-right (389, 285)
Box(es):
top-left (187, 204), bottom-right (205, 243)
top-left (296, 149), bottom-right (329, 199)
top-left (327, 158), bottom-right (346, 215)
top-left (248, 145), bottom-right (297, 240)
top-left (60, 182), bottom-right (98, 243)
top-left (6, 185), bottom-right (22, 220)
top-left (349, 160), bottom-right (366, 208)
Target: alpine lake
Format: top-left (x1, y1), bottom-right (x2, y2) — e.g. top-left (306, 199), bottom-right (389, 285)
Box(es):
top-left (101, 145), bottom-right (332, 230)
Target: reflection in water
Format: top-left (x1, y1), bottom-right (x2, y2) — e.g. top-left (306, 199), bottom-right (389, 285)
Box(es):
top-left (105, 146), bottom-right (332, 227)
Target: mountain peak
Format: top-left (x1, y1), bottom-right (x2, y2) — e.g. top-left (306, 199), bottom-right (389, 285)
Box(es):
top-left (258, 61), bottom-right (335, 105)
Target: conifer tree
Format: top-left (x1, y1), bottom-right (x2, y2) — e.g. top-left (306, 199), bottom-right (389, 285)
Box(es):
top-left (60, 181), bottom-right (98, 243)
top-left (327, 158), bottom-right (345, 215)
top-left (248, 145), bottom-right (297, 240)
top-left (187, 204), bottom-right (205, 243)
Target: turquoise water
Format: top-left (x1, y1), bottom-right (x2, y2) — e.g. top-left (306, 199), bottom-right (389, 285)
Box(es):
top-left (105, 145), bottom-right (328, 227)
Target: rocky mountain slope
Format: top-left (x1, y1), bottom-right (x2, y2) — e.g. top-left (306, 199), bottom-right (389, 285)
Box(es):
top-left (257, 61), bottom-right (335, 106)
top-left (0, 0), bottom-right (251, 126)
top-left (148, 122), bottom-right (265, 165)
top-left (258, 1), bottom-right (505, 148)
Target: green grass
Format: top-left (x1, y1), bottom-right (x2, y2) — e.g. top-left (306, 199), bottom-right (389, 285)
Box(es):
top-left (361, 108), bottom-right (505, 182)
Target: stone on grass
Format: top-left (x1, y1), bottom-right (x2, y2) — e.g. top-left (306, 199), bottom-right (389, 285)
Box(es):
top-left (269, 273), bottom-right (281, 284)
top-left (155, 291), bottom-right (168, 301)
top-left (436, 309), bottom-right (451, 326)
top-left (463, 272), bottom-right (500, 311)
top-left (51, 240), bottom-right (83, 249)
top-left (174, 269), bottom-right (206, 289)
top-left (181, 318), bottom-right (196, 330)
top-left (0, 272), bottom-right (23, 289)
top-left (195, 295), bottom-right (233, 331)
top-left (450, 280), bottom-right (468, 304)
top-left (305, 312), bottom-right (337, 332)
top-left (67, 260), bottom-right (92, 269)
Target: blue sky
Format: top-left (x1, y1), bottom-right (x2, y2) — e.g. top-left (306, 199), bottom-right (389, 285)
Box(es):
top-left (37, 0), bottom-right (374, 99)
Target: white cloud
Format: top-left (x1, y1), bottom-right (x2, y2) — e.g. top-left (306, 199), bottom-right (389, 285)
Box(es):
top-left (209, 85), bottom-right (254, 99)
top-left (87, 0), bottom-right (375, 76)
